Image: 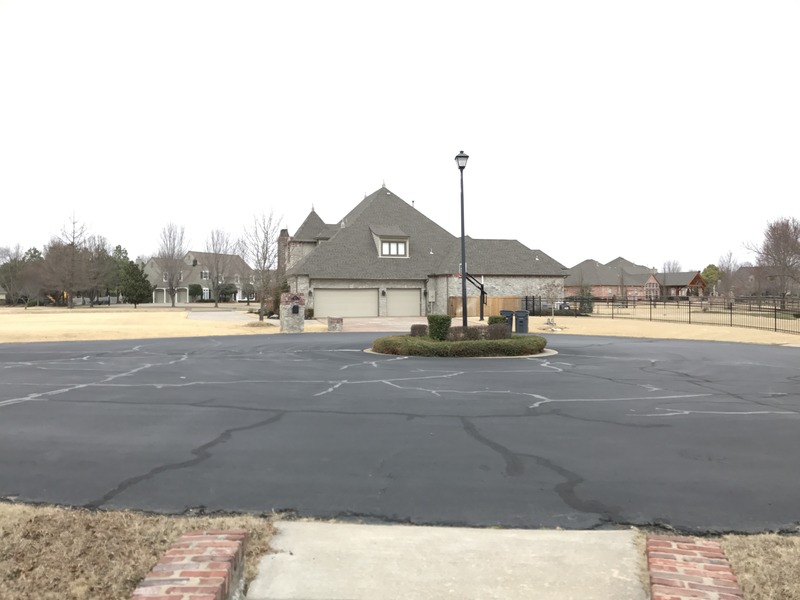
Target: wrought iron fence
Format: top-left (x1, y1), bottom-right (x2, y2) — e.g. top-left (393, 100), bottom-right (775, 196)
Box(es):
top-left (524, 295), bottom-right (800, 335)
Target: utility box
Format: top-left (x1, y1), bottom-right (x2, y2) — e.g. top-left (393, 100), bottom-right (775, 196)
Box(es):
top-left (514, 310), bottom-right (529, 334)
top-left (280, 293), bottom-right (306, 333)
top-left (499, 310), bottom-right (514, 331)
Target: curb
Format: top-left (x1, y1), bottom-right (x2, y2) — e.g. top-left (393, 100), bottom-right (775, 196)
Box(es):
top-left (647, 534), bottom-right (744, 599)
top-left (130, 530), bottom-right (247, 600)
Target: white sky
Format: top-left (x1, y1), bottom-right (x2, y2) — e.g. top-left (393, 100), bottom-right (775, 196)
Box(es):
top-left (1, 1), bottom-right (798, 271)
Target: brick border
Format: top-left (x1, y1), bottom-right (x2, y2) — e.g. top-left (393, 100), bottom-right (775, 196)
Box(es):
top-left (647, 534), bottom-right (744, 599)
top-left (130, 530), bottom-right (247, 600)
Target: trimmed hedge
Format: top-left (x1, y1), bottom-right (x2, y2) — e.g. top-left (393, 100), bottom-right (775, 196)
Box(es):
top-left (487, 315), bottom-right (507, 325)
top-left (371, 334), bottom-right (547, 357)
top-left (410, 324), bottom-right (428, 337)
top-left (427, 314), bottom-right (452, 341)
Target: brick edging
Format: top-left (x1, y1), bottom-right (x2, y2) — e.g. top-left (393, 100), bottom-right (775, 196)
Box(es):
top-left (647, 534), bottom-right (744, 599)
top-left (130, 529), bottom-right (247, 600)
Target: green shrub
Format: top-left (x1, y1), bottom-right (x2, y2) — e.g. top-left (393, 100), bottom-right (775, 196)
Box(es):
top-left (427, 314), bottom-right (452, 341)
top-left (410, 324), bottom-right (428, 336)
top-left (304, 308), bottom-right (314, 319)
top-left (371, 334), bottom-right (546, 357)
top-left (487, 315), bottom-right (507, 325)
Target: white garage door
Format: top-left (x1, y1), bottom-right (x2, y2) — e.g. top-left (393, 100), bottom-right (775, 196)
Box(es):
top-left (314, 289), bottom-right (379, 317)
top-left (387, 289), bottom-right (421, 317)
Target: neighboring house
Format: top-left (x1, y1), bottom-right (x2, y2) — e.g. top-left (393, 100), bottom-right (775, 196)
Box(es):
top-left (279, 186), bottom-right (566, 317)
top-left (735, 266), bottom-right (799, 297)
top-left (564, 257), bottom-right (654, 299)
top-left (647, 271), bottom-right (707, 298)
top-left (144, 251), bottom-right (254, 304)
top-left (0, 285), bottom-right (6, 303)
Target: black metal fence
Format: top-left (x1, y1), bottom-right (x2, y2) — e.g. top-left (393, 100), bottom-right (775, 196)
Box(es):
top-left (521, 296), bottom-right (800, 336)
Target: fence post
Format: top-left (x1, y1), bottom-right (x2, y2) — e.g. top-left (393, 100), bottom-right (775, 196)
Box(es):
top-left (649, 299), bottom-right (652, 321)
top-left (730, 302), bottom-right (733, 327)
top-left (688, 297), bottom-right (691, 324)
top-left (775, 305), bottom-right (778, 332)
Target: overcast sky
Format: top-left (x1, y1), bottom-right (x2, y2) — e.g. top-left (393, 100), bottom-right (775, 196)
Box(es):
top-left (1, 1), bottom-right (798, 271)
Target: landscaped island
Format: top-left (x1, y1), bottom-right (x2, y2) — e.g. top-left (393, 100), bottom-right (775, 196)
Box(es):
top-left (371, 314), bottom-right (547, 357)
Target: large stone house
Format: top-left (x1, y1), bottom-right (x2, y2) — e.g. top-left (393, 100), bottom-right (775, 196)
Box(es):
top-left (144, 251), bottom-right (253, 304)
top-left (279, 186), bottom-right (566, 317)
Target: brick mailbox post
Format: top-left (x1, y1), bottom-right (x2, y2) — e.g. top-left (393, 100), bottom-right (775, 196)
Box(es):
top-left (280, 292), bottom-right (306, 333)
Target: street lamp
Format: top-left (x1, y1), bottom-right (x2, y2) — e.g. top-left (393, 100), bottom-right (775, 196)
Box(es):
top-left (455, 150), bottom-right (469, 327)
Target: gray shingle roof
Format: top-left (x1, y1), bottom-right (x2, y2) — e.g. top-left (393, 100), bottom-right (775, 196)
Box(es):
top-left (566, 257), bottom-right (653, 286)
top-left (434, 238), bottom-right (565, 276)
top-left (293, 210), bottom-right (328, 241)
top-left (288, 187), bottom-right (456, 280)
top-left (287, 187), bottom-right (565, 280)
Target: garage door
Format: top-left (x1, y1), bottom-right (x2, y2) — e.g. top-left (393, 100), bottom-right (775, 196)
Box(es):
top-left (314, 289), bottom-right (379, 317)
top-left (387, 289), bottom-right (421, 317)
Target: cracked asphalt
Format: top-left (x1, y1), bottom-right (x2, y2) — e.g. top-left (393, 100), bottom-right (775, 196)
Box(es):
top-left (1, 332), bottom-right (798, 533)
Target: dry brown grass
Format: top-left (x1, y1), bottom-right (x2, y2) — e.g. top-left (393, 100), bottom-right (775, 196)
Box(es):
top-left (0, 502), bottom-right (274, 600)
top-left (720, 533), bottom-right (800, 600)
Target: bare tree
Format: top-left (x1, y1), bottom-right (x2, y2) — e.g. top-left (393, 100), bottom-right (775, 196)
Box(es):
top-left (747, 217), bottom-right (800, 297)
top-left (662, 260), bottom-right (682, 274)
top-left (242, 212), bottom-right (281, 321)
top-left (40, 215), bottom-right (87, 308)
top-left (717, 251), bottom-right (740, 297)
top-left (205, 229), bottom-right (238, 308)
top-left (0, 245), bottom-right (25, 304)
top-left (156, 223), bottom-right (187, 307)
top-left (84, 235), bottom-right (113, 306)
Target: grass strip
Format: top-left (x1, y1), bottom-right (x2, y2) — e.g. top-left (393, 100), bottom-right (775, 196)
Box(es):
top-left (0, 503), bottom-right (274, 600)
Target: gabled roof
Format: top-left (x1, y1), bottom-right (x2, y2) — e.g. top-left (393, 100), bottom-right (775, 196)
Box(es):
top-left (656, 271), bottom-right (706, 287)
top-left (604, 257), bottom-right (653, 275)
top-left (185, 251), bottom-right (252, 274)
top-left (287, 187), bottom-right (457, 280)
top-left (566, 257), bottom-right (653, 286)
top-left (565, 259), bottom-right (620, 286)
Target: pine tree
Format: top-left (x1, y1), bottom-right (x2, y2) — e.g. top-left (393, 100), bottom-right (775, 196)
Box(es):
top-left (120, 261), bottom-right (153, 308)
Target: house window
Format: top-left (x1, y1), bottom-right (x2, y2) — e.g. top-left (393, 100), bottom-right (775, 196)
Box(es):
top-left (179, 271), bottom-right (183, 281)
top-left (201, 270), bottom-right (210, 280)
top-left (162, 273), bottom-right (168, 282)
top-left (381, 241), bottom-right (407, 256)
top-left (234, 275), bottom-right (240, 284)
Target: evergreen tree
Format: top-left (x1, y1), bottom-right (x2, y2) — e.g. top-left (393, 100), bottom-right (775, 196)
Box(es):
top-left (120, 260), bottom-right (153, 308)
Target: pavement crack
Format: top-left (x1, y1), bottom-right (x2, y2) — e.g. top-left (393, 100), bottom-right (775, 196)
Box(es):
top-left (83, 411), bottom-right (286, 509)
top-left (520, 452), bottom-right (624, 521)
top-left (460, 417), bottom-right (524, 477)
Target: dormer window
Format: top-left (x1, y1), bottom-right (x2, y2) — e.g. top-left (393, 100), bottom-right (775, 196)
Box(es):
top-left (381, 241), bottom-right (407, 256)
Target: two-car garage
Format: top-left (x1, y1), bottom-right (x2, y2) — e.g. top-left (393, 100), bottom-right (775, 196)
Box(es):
top-left (313, 288), bottom-right (421, 318)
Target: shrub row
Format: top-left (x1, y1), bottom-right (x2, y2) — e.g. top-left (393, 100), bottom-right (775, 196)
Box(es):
top-left (372, 335), bottom-right (547, 357)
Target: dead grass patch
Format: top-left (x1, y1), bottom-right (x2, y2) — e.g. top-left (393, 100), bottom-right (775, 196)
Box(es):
top-left (0, 502), bottom-right (274, 600)
top-left (720, 533), bottom-right (800, 600)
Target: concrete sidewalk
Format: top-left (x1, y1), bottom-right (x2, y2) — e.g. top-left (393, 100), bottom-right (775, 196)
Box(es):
top-left (246, 521), bottom-right (648, 600)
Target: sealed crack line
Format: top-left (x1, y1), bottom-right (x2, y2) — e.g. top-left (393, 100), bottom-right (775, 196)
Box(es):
top-left (460, 417), bottom-right (524, 477)
top-left (83, 411), bottom-right (286, 509)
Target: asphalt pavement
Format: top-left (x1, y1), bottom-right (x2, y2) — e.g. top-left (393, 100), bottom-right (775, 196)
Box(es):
top-left (1, 319), bottom-right (796, 598)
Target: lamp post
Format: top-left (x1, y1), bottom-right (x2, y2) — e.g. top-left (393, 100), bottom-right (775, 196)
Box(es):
top-left (455, 150), bottom-right (469, 328)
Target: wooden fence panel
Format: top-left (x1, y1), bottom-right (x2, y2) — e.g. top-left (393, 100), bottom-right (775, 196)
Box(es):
top-left (448, 296), bottom-right (522, 317)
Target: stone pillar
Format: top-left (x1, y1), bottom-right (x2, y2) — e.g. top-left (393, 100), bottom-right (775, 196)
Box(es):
top-left (280, 292), bottom-right (306, 333)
